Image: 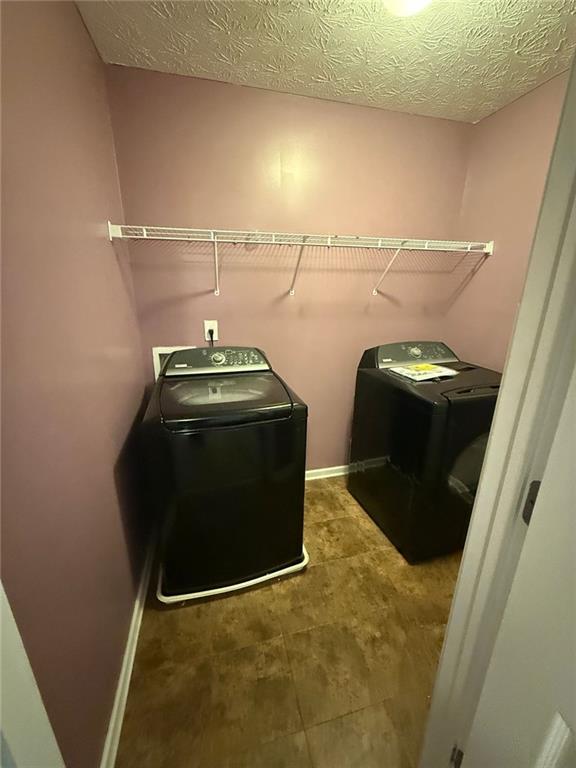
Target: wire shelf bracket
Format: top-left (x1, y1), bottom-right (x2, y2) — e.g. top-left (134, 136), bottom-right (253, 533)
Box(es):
top-left (372, 241), bottom-right (407, 296)
top-left (212, 236), bottom-right (220, 297)
top-left (108, 222), bottom-right (494, 296)
top-left (289, 240), bottom-right (307, 296)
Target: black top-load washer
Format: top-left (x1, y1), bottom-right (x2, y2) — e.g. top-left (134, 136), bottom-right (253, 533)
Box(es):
top-left (142, 346), bottom-right (308, 602)
top-left (348, 341), bottom-right (500, 563)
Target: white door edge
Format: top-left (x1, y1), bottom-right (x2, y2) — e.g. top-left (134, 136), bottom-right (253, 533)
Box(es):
top-left (420, 58), bottom-right (576, 767)
top-left (1, 583), bottom-right (65, 767)
top-left (533, 713), bottom-right (576, 768)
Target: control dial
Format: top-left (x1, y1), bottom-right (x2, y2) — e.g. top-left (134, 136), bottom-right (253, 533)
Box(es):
top-left (211, 352), bottom-right (226, 365)
top-left (409, 346), bottom-right (423, 358)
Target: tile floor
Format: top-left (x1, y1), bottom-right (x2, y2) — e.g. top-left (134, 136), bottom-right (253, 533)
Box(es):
top-left (116, 477), bottom-right (461, 768)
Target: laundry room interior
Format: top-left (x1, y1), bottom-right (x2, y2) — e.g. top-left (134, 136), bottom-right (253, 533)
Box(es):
top-left (2, 2), bottom-right (574, 768)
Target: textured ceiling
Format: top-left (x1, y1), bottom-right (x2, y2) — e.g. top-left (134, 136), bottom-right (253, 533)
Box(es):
top-left (79, 0), bottom-right (576, 122)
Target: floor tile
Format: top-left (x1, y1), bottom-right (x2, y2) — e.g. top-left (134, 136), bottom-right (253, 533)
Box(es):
top-left (203, 635), bottom-right (303, 749)
top-left (115, 657), bottom-right (211, 768)
top-left (305, 479), bottom-right (396, 553)
top-left (306, 702), bottom-right (407, 768)
top-left (304, 516), bottom-right (377, 563)
top-left (117, 477), bottom-right (459, 767)
top-left (306, 476), bottom-right (347, 493)
top-left (284, 611), bottom-right (406, 727)
top-left (304, 484), bottom-right (349, 525)
top-left (133, 582), bottom-right (283, 671)
top-left (384, 623), bottom-right (446, 766)
top-left (363, 548), bottom-right (461, 627)
top-left (117, 637), bottom-right (302, 768)
top-left (272, 549), bottom-right (396, 635)
top-left (221, 731), bottom-right (312, 768)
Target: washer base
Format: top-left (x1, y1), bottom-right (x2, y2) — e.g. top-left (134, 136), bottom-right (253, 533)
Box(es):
top-left (156, 546), bottom-right (309, 604)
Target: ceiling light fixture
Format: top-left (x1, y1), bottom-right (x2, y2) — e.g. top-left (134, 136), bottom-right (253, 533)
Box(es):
top-left (383, 0), bottom-right (434, 16)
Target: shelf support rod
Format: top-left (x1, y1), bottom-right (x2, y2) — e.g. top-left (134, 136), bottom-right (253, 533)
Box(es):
top-left (213, 237), bottom-right (220, 296)
top-left (372, 241), bottom-right (407, 296)
top-left (289, 241), bottom-right (306, 296)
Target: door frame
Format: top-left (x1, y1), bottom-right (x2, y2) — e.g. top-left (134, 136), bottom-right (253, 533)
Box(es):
top-left (1, 583), bottom-right (65, 767)
top-left (420, 61), bottom-right (576, 767)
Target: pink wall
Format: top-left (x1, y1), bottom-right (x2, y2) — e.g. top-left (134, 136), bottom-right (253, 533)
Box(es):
top-left (1, 4), bottom-right (146, 767)
top-left (442, 74), bottom-right (568, 371)
top-left (106, 67), bottom-right (565, 471)
top-left (106, 67), bottom-right (471, 468)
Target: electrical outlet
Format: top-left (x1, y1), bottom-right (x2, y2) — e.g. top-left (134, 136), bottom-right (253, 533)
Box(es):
top-left (204, 320), bottom-right (219, 342)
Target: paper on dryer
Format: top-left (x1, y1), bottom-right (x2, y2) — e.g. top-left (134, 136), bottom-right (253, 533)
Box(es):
top-left (390, 363), bottom-right (458, 382)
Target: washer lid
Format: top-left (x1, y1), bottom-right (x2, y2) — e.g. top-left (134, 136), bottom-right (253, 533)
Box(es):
top-left (159, 371), bottom-right (293, 430)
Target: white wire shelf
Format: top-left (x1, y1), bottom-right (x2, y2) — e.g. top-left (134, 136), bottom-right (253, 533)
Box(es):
top-left (108, 222), bottom-right (494, 296)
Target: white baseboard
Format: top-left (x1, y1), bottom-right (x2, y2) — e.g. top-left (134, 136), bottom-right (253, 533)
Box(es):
top-left (305, 464), bottom-right (350, 481)
top-left (99, 541), bottom-right (154, 768)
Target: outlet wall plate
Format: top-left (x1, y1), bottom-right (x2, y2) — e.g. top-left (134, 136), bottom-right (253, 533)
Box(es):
top-left (204, 320), bottom-right (219, 342)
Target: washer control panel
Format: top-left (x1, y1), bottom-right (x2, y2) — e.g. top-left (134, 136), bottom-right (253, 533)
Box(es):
top-left (164, 346), bottom-right (270, 376)
top-left (377, 341), bottom-right (459, 368)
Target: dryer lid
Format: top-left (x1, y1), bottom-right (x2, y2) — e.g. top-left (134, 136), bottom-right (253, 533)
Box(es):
top-left (437, 366), bottom-right (501, 400)
top-left (159, 371), bottom-right (293, 430)
top-left (373, 363), bottom-right (501, 407)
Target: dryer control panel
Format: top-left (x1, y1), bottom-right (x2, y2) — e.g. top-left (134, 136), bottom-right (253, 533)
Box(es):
top-left (163, 346), bottom-right (270, 376)
top-left (376, 341), bottom-right (459, 368)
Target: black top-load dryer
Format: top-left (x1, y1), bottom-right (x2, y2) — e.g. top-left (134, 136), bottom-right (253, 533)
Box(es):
top-left (348, 341), bottom-right (500, 563)
top-left (142, 346), bottom-right (308, 602)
